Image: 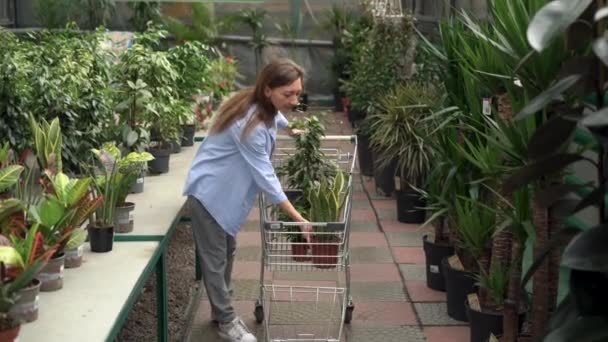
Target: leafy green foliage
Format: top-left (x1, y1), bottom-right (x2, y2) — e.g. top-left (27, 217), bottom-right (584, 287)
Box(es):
top-left (308, 171), bottom-right (349, 223)
top-left (476, 259), bottom-right (510, 310)
top-left (129, 1), bottom-right (161, 32)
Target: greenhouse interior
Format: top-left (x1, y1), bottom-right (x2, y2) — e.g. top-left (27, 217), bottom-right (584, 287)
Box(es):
top-left (0, 0), bottom-right (606, 342)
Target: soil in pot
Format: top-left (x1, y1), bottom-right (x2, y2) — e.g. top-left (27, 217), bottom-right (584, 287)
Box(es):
top-left (9, 279), bottom-right (41, 323)
top-left (396, 189), bottom-right (426, 223)
top-left (465, 299), bottom-right (527, 342)
top-left (443, 257), bottom-right (477, 322)
top-left (39, 253), bottom-right (65, 292)
top-left (181, 124), bottom-right (196, 147)
top-left (423, 235), bottom-right (454, 291)
top-left (115, 202), bottom-right (135, 233)
top-left (148, 146), bottom-right (171, 174)
top-left (88, 225), bottom-right (114, 253)
top-left (311, 236), bottom-right (339, 269)
top-left (65, 244), bottom-right (85, 268)
top-left (291, 243), bottom-right (311, 262)
top-left (356, 133), bottom-right (374, 177)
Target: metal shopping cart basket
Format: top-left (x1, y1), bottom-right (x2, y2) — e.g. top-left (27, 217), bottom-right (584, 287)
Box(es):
top-left (254, 135), bottom-right (357, 342)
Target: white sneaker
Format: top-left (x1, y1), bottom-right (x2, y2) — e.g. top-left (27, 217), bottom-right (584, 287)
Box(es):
top-left (218, 317), bottom-right (257, 342)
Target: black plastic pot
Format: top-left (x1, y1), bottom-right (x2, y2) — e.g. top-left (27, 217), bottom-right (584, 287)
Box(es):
top-left (465, 301), bottom-right (526, 342)
top-left (88, 225), bottom-right (114, 253)
top-left (148, 147), bottom-right (171, 174)
top-left (423, 235), bottom-right (454, 291)
top-left (181, 124), bottom-right (196, 147)
top-left (396, 189), bottom-right (426, 223)
top-left (349, 108), bottom-right (366, 127)
top-left (356, 133), bottom-right (374, 177)
top-left (443, 258), bottom-right (477, 322)
top-left (333, 91), bottom-right (344, 112)
top-left (372, 152), bottom-right (396, 197)
top-left (170, 140), bottom-right (181, 154)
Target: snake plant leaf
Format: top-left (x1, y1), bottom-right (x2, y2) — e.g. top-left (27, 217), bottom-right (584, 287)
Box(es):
top-left (527, 0), bottom-right (593, 52)
top-left (0, 165), bottom-right (24, 193)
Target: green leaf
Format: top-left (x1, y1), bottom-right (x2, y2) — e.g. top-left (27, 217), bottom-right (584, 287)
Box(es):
top-left (515, 75), bottom-right (582, 120)
top-left (0, 165), bottom-right (24, 193)
top-left (593, 37), bottom-right (608, 66)
top-left (581, 107), bottom-right (608, 127)
top-left (66, 229), bottom-right (87, 250)
top-left (595, 6), bottom-right (608, 21)
top-left (504, 154), bottom-right (586, 192)
top-left (0, 246), bottom-right (25, 268)
top-left (544, 315), bottom-right (608, 342)
top-left (39, 197), bottom-right (66, 228)
top-left (527, 116), bottom-right (577, 160)
top-left (562, 224), bottom-right (608, 272)
top-left (527, 0), bottom-right (593, 52)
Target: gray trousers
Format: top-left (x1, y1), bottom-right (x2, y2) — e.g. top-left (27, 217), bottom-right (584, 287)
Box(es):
top-left (189, 196), bottom-right (237, 324)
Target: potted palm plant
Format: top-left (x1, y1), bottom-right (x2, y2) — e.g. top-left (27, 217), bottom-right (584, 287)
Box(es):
top-left (369, 83), bottom-right (440, 222)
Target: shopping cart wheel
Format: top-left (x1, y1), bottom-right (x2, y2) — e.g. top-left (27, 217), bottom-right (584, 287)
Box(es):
top-left (344, 303), bottom-right (355, 324)
top-left (254, 300), bottom-right (264, 323)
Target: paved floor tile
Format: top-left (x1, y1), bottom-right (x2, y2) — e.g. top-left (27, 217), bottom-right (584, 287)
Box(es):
top-left (414, 303), bottom-right (467, 325)
top-left (345, 326), bottom-right (425, 342)
top-left (424, 326), bottom-right (470, 342)
top-left (350, 247), bottom-right (394, 263)
top-left (237, 232), bottom-right (261, 246)
top-left (353, 302), bottom-right (418, 325)
top-left (385, 231), bottom-right (426, 247)
top-left (380, 219), bottom-right (422, 232)
top-left (376, 208), bottom-right (397, 220)
top-left (405, 280), bottom-right (446, 302)
top-left (392, 247), bottom-right (426, 264)
top-left (233, 262), bottom-right (268, 280)
top-left (351, 209), bottom-right (377, 221)
top-left (350, 264), bottom-right (402, 282)
top-left (349, 232), bottom-right (388, 247)
top-left (371, 199), bottom-right (396, 210)
top-left (399, 264), bottom-right (427, 281)
top-left (350, 282), bottom-right (408, 301)
top-left (349, 221), bottom-right (380, 232)
top-left (236, 246), bottom-right (262, 262)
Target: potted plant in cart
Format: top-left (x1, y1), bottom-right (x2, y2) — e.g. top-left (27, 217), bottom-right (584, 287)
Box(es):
top-left (308, 171), bottom-right (349, 269)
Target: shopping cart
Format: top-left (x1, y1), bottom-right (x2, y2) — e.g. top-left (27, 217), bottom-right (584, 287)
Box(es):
top-left (254, 135), bottom-right (357, 342)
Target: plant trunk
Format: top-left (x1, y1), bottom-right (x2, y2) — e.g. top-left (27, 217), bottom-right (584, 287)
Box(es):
top-left (547, 204), bottom-right (563, 314)
top-left (531, 195), bottom-right (549, 340)
top-left (502, 239), bottom-right (523, 342)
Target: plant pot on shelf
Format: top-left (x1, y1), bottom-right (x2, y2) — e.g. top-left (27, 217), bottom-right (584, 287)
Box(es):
top-left (311, 236), bottom-right (339, 269)
top-left (356, 133), bottom-right (374, 177)
top-left (170, 140), bottom-right (181, 154)
top-left (130, 171), bottom-right (145, 194)
top-left (349, 108), bottom-right (366, 128)
top-left (443, 258), bottom-right (477, 322)
top-left (396, 189), bottom-right (426, 223)
top-left (148, 146), bottom-right (171, 174)
top-left (372, 152), bottom-right (396, 197)
top-left (8, 279), bottom-right (41, 323)
top-left (333, 91), bottom-right (344, 112)
top-left (0, 324), bottom-right (20, 342)
top-left (88, 224), bottom-right (114, 253)
top-left (65, 244), bottom-right (85, 268)
top-left (423, 235), bottom-right (454, 291)
top-left (465, 300), bottom-right (527, 342)
top-left (181, 124), bottom-right (196, 147)
top-left (39, 253), bottom-right (65, 292)
top-left (114, 202), bottom-right (135, 233)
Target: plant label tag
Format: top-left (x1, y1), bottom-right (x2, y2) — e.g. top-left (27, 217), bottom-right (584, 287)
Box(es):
top-left (129, 212), bottom-right (134, 222)
top-left (482, 97), bottom-right (492, 116)
top-left (77, 244), bottom-right (84, 257)
top-left (394, 177), bottom-right (401, 191)
top-left (136, 177), bottom-right (144, 184)
top-left (430, 265), bottom-right (440, 274)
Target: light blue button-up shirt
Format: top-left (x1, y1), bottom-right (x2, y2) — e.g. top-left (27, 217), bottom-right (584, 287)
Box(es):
top-left (183, 105), bottom-right (289, 236)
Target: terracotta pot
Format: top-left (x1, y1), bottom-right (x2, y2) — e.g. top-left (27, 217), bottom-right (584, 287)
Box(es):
top-left (311, 237), bottom-right (339, 269)
top-left (0, 324), bottom-right (20, 342)
top-left (291, 243), bottom-right (311, 262)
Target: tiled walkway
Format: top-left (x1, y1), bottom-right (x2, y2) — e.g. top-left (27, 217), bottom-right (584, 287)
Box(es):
top-left (187, 112), bottom-right (469, 342)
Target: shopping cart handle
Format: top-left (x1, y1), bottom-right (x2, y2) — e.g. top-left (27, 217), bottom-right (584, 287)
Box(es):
top-left (276, 134), bottom-right (356, 142)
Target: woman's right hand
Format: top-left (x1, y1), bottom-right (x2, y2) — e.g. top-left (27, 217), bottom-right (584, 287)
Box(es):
top-left (297, 218), bottom-right (312, 242)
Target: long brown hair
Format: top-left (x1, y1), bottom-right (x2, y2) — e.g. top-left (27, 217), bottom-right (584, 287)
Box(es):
top-left (210, 58), bottom-right (305, 138)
